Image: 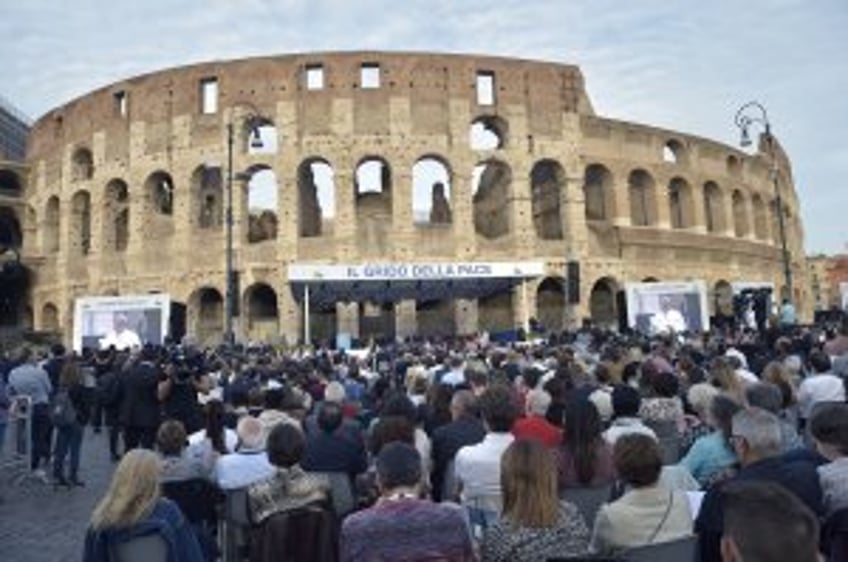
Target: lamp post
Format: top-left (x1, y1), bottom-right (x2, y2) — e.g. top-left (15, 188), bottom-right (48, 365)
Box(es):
top-left (224, 103), bottom-right (267, 346)
top-left (734, 101), bottom-right (793, 305)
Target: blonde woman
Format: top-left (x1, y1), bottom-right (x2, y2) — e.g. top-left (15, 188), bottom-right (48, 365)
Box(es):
top-left (482, 440), bottom-right (590, 561)
top-left (83, 449), bottom-right (204, 562)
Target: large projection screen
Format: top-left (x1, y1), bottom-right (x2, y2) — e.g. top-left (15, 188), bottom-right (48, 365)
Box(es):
top-left (73, 294), bottom-right (170, 352)
top-left (625, 281), bottom-right (709, 335)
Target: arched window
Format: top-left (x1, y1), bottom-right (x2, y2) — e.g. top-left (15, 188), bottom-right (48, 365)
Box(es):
top-left (244, 282), bottom-right (279, 341)
top-left (42, 302), bottom-right (59, 332)
top-left (584, 164), bottom-right (612, 221)
top-left (412, 156), bottom-right (452, 226)
top-left (71, 190), bottom-right (91, 255)
top-left (469, 115), bottom-right (507, 151)
top-left (144, 171), bottom-right (174, 216)
top-left (752, 194), bottom-right (768, 240)
top-left (663, 139), bottom-right (687, 164)
top-left (703, 181), bottom-right (723, 233)
top-left (531, 159), bottom-right (564, 239)
top-left (0, 206), bottom-right (21, 250)
top-left (473, 160), bottom-right (512, 239)
top-left (44, 196), bottom-right (60, 254)
top-left (628, 169), bottom-right (656, 226)
top-left (71, 147), bottom-right (94, 181)
top-left (245, 166), bottom-right (279, 244)
top-left (298, 158), bottom-right (335, 237)
top-left (192, 165), bottom-right (223, 229)
top-left (0, 169), bottom-right (23, 196)
top-left (668, 177), bottom-right (693, 229)
top-left (104, 179), bottom-right (130, 252)
top-left (732, 190), bottom-right (749, 238)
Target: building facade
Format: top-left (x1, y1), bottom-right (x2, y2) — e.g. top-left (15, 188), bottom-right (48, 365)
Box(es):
top-left (7, 52), bottom-right (808, 345)
top-left (808, 253), bottom-right (848, 312)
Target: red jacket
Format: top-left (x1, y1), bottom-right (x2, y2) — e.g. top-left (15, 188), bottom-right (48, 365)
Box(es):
top-left (512, 416), bottom-right (562, 448)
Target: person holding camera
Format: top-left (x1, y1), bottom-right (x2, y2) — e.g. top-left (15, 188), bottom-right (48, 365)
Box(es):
top-left (157, 353), bottom-right (210, 435)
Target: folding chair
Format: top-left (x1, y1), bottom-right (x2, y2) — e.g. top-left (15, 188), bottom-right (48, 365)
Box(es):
top-left (561, 484), bottom-right (613, 527)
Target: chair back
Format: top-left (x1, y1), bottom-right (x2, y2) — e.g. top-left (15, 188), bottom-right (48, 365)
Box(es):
top-left (161, 478), bottom-right (223, 526)
top-left (562, 484), bottom-right (612, 527)
top-left (249, 504), bottom-right (338, 562)
top-left (621, 535), bottom-right (698, 562)
top-left (647, 420), bottom-right (681, 465)
top-left (822, 507), bottom-right (848, 562)
top-left (110, 534), bottom-right (168, 562)
top-left (442, 458), bottom-right (458, 502)
top-left (225, 488), bottom-right (251, 525)
top-left (319, 471), bottom-right (355, 517)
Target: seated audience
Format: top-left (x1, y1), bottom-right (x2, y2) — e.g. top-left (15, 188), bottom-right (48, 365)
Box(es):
top-left (378, 394), bottom-right (433, 476)
top-left (557, 400), bottom-right (615, 490)
top-left (680, 382), bottom-right (719, 455)
top-left (639, 370), bottom-right (685, 432)
top-left (188, 399), bottom-right (238, 454)
top-left (590, 433), bottom-right (693, 556)
top-left (83, 449), bottom-right (204, 562)
top-left (483, 440), bottom-right (590, 561)
top-left (248, 423), bottom-right (330, 524)
top-left (157, 420), bottom-right (214, 482)
top-left (721, 480), bottom-right (822, 562)
top-left (603, 386), bottom-right (656, 445)
top-left (709, 358), bottom-right (747, 405)
top-left (430, 390), bottom-right (485, 501)
top-left (214, 416), bottom-right (275, 490)
top-left (341, 443), bottom-right (475, 562)
top-left (302, 401), bottom-right (367, 480)
top-left (512, 389), bottom-right (562, 448)
top-left (455, 384), bottom-right (517, 516)
top-left (257, 388), bottom-right (301, 445)
top-left (798, 351), bottom-right (846, 424)
top-left (810, 402), bottom-right (848, 516)
top-left (746, 382), bottom-right (803, 452)
top-left (696, 407), bottom-right (824, 562)
top-left (679, 394), bottom-right (741, 487)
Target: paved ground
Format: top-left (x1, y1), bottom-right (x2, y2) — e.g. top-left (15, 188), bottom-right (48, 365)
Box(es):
top-left (0, 427), bottom-right (116, 562)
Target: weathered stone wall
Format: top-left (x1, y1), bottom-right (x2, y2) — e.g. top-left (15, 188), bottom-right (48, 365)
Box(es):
top-left (14, 52), bottom-right (806, 343)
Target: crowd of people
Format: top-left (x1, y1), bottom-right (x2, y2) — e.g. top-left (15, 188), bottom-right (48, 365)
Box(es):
top-left (1, 316), bottom-right (848, 561)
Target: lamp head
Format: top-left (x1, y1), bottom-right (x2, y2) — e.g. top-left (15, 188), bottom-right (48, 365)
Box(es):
top-left (739, 125), bottom-right (752, 148)
top-left (249, 128), bottom-right (264, 149)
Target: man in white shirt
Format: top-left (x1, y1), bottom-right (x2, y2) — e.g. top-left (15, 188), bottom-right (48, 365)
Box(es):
top-left (798, 351), bottom-right (846, 422)
top-left (454, 385), bottom-right (516, 516)
top-left (650, 296), bottom-right (688, 335)
top-left (215, 416), bottom-right (275, 490)
top-left (604, 386), bottom-right (657, 445)
top-left (99, 312), bottom-right (142, 351)
top-left (441, 356), bottom-right (466, 387)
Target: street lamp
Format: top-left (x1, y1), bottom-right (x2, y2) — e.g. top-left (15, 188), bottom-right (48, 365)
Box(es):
top-left (225, 102), bottom-right (267, 346)
top-left (734, 101), bottom-right (793, 305)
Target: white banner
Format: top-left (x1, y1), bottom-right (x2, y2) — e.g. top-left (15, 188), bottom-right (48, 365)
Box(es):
top-left (73, 294), bottom-right (171, 352)
top-left (625, 281), bottom-right (710, 335)
top-left (288, 261), bottom-right (546, 282)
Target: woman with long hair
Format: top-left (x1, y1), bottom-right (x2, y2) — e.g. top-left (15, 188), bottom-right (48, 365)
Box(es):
top-left (556, 400), bottom-right (615, 490)
top-left (709, 358), bottom-right (746, 404)
top-left (83, 449), bottom-right (204, 562)
top-left (482, 440), bottom-right (590, 561)
top-left (188, 399), bottom-right (238, 456)
top-left (52, 359), bottom-right (90, 487)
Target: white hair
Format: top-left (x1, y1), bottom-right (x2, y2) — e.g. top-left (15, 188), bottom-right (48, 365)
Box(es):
top-left (687, 383), bottom-right (719, 417)
top-left (526, 389), bottom-right (552, 417)
top-left (732, 408), bottom-right (782, 456)
top-left (324, 381), bottom-right (346, 404)
top-left (237, 416), bottom-right (264, 450)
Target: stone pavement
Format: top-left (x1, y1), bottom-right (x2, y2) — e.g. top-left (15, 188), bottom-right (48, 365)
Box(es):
top-left (0, 428), bottom-right (117, 562)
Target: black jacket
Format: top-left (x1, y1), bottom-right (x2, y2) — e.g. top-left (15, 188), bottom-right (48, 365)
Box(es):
top-left (430, 415), bottom-right (486, 501)
top-left (119, 361), bottom-right (162, 428)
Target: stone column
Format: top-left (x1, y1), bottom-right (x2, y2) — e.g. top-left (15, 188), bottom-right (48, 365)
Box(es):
top-left (278, 274), bottom-right (301, 345)
top-left (334, 169), bottom-right (357, 261)
top-left (395, 299), bottom-right (416, 339)
top-left (452, 168), bottom-right (477, 259)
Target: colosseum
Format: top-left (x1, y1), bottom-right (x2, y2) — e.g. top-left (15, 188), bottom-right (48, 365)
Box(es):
top-left (0, 51), bottom-right (808, 346)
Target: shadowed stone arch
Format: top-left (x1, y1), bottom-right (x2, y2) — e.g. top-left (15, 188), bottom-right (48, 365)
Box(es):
top-left (590, 277), bottom-right (619, 329)
top-left (536, 277), bottom-right (565, 332)
top-left (42, 302), bottom-right (59, 332)
top-left (531, 159), bottom-right (564, 240)
top-left (244, 282), bottom-right (278, 342)
top-left (732, 190), bottom-right (749, 238)
top-left (628, 169), bottom-right (657, 226)
top-left (44, 196), bottom-right (60, 254)
top-left (668, 177), bottom-right (694, 229)
top-left (473, 159), bottom-right (512, 239)
top-left (584, 164), bottom-right (614, 222)
top-left (412, 155), bottom-right (452, 226)
top-left (191, 165), bottom-right (223, 229)
top-left (70, 190), bottom-right (91, 255)
top-left (103, 179), bottom-right (130, 252)
top-left (298, 157), bottom-right (335, 237)
top-left (189, 287), bottom-right (224, 345)
top-left (0, 169), bottom-right (23, 196)
top-left (703, 181), bottom-right (725, 233)
top-left (71, 147), bottom-right (94, 181)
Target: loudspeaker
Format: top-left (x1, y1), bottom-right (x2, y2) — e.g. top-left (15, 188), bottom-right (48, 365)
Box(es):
top-left (567, 261), bottom-right (580, 304)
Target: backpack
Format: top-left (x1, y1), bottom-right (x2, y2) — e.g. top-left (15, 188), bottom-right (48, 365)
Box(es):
top-left (49, 388), bottom-right (78, 427)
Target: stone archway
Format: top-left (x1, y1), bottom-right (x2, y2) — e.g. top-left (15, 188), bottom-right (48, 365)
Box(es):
top-left (536, 277), bottom-right (565, 333)
top-left (244, 283), bottom-right (279, 343)
top-left (416, 299), bottom-right (456, 338)
top-left (478, 289), bottom-right (514, 334)
top-left (189, 287), bottom-right (224, 346)
top-left (589, 277), bottom-right (619, 329)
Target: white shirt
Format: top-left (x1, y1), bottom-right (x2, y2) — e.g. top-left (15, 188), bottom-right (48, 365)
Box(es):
top-left (651, 309), bottom-right (687, 335)
top-left (99, 328), bottom-right (142, 351)
top-left (454, 432), bottom-right (514, 512)
top-left (188, 427), bottom-right (239, 453)
top-left (798, 373), bottom-right (846, 419)
top-left (442, 368), bottom-right (465, 387)
top-left (603, 417), bottom-right (657, 446)
top-left (214, 450), bottom-right (275, 490)
top-left (735, 368), bottom-right (759, 385)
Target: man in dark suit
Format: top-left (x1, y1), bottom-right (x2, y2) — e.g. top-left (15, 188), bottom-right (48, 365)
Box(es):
top-left (430, 390), bottom-right (485, 501)
top-left (119, 345), bottom-right (162, 449)
top-left (302, 401), bottom-right (367, 481)
top-left (696, 407), bottom-right (824, 562)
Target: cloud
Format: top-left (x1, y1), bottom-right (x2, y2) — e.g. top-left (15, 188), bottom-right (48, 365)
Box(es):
top-left (2, 0), bottom-right (846, 253)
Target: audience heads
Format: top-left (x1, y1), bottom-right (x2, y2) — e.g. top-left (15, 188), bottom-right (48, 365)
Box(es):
top-left (380, 393), bottom-right (418, 424)
top-left (501, 440), bottom-right (558, 527)
top-left (810, 402), bottom-right (848, 459)
top-left (613, 433), bottom-right (662, 488)
top-left (687, 383), bottom-right (719, 418)
top-left (809, 350), bottom-right (832, 374)
top-left (611, 385), bottom-right (641, 419)
top-left (731, 408), bottom-right (782, 462)
top-left (564, 400), bottom-right (604, 485)
top-left (317, 401), bottom-right (344, 433)
top-left (651, 370), bottom-right (680, 398)
top-left (450, 390), bottom-right (478, 419)
top-left (465, 368), bottom-right (489, 392)
top-left (376, 442), bottom-right (422, 492)
top-left (156, 420), bottom-right (187, 456)
top-left (236, 416), bottom-right (264, 450)
top-left (710, 395), bottom-right (744, 439)
top-left (91, 449), bottom-right (161, 530)
top-left (522, 368), bottom-right (542, 391)
top-left (745, 383), bottom-right (784, 414)
top-left (266, 423), bottom-right (305, 468)
top-left (761, 361), bottom-right (796, 409)
top-left (369, 416), bottom-right (415, 455)
top-left (721, 480), bottom-right (821, 562)
top-left (478, 384), bottom-right (518, 433)
top-left (525, 389), bottom-right (552, 417)
top-left (588, 389), bottom-right (613, 423)
top-left (323, 381), bottom-right (346, 404)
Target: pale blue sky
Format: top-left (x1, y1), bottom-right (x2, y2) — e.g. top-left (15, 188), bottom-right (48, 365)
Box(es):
top-left (2, 0), bottom-right (846, 253)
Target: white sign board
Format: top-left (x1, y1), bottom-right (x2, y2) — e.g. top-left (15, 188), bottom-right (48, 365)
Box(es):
top-left (73, 294), bottom-right (171, 352)
top-left (288, 261), bottom-right (545, 282)
top-left (625, 281), bottom-right (710, 335)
